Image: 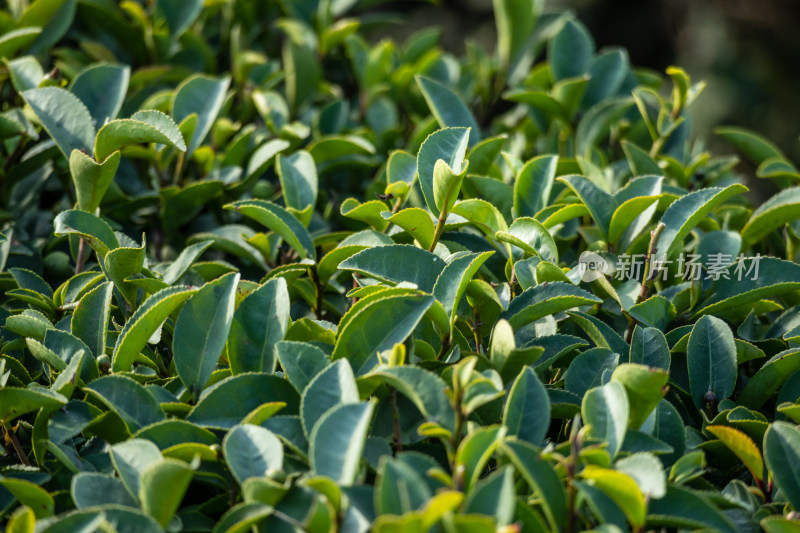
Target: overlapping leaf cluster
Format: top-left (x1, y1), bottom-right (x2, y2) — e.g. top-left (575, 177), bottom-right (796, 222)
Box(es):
top-left (3, 0), bottom-right (800, 531)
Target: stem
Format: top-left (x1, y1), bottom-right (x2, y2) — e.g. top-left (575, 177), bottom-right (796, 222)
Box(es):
top-left (173, 152), bottom-right (186, 186)
top-left (564, 417), bottom-right (582, 533)
top-left (436, 334), bottom-right (451, 361)
top-left (2, 135), bottom-right (27, 175)
top-left (310, 267), bottom-right (324, 320)
top-left (75, 237), bottom-right (88, 275)
top-left (626, 222), bottom-right (666, 343)
top-left (4, 425), bottom-right (30, 466)
top-left (389, 387), bottom-right (403, 455)
top-left (428, 208), bottom-right (448, 252)
top-left (472, 309), bottom-right (482, 355)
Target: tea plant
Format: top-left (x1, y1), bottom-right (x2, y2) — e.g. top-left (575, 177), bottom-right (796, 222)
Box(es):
top-left (2, 0), bottom-right (800, 531)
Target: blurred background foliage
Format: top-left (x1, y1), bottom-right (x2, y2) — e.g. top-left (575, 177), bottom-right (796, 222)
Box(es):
top-left (376, 0), bottom-right (800, 170)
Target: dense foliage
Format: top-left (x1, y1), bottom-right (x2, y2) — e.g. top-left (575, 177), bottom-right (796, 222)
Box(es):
top-left (3, 0), bottom-right (800, 531)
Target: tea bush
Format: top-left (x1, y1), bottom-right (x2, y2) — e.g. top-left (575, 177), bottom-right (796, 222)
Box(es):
top-left (2, 0), bottom-right (800, 531)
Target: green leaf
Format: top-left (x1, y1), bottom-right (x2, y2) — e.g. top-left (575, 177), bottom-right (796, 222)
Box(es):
top-left (416, 76), bottom-right (479, 147)
top-left (580, 466), bottom-right (645, 529)
top-left (575, 98), bottom-right (634, 159)
top-left (610, 364), bottom-right (668, 429)
top-left (187, 374), bottom-right (299, 429)
top-left (223, 424), bottom-right (284, 485)
top-left (500, 440), bottom-right (567, 531)
top-left (172, 74), bottom-right (230, 157)
top-left (225, 199), bottom-right (316, 260)
top-left (6, 56), bottom-right (44, 93)
top-left (568, 311), bottom-right (629, 356)
top-left (764, 421), bottom-right (800, 510)
top-left (513, 155), bottom-right (559, 219)
top-left (565, 348), bottom-right (619, 398)
top-left (741, 187), bottom-right (800, 245)
top-left (716, 125), bottom-right (785, 166)
top-left (158, 0), bottom-right (204, 39)
top-left (160, 240), bottom-right (213, 285)
top-left (22, 86), bottom-right (94, 159)
top-left (70, 472), bottom-right (137, 508)
top-left (494, 0), bottom-right (539, 82)
top-left (333, 293), bottom-right (434, 375)
top-left (629, 326), bottom-right (669, 370)
top-left (656, 185), bottom-right (748, 261)
top-left (686, 315), bottom-right (737, 408)
top-left (174, 272), bottom-right (239, 396)
top-left (277, 150), bottom-right (318, 213)
top-left (5, 504), bottom-right (36, 533)
top-left (109, 438), bottom-right (162, 501)
top-left (417, 127), bottom-right (470, 217)
top-left (228, 278), bottom-right (290, 374)
top-left (70, 63), bottom-right (129, 126)
top-left (615, 453), bottom-right (666, 499)
top-left (761, 517), bottom-right (800, 533)
top-left (609, 195), bottom-right (661, 245)
top-left (503, 367), bottom-right (550, 445)
top-left (85, 375), bottom-right (165, 432)
top-left (375, 456), bottom-right (432, 515)
top-left (368, 365), bottom-right (455, 431)
top-left (582, 381), bottom-right (629, 458)
top-left (339, 245), bottom-right (445, 293)
top-left (739, 349), bottom-right (800, 410)
top-left (450, 198), bottom-right (509, 237)
top-left (94, 110), bottom-right (186, 162)
top-left (433, 251), bottom-right (493, 327)
top-left (648, 486), bottom-right (736, 533)
top-left (496, 217), bottom-right (558, 263)
top-left (433, 158), bottom-right (469, 215)
top-left (622, 141), bottom-right (661, 176)
top-left (283, 41), bottom-right (320, 112)
top-left (340, 198), bottom-right (390, 231)
top-left (277, 341), bottom-right (330, 393)
top-left (695, 257), bottom-right (800, 317)
top-left (53, 209), bottom-right (119, 259)
top-left (549, 19), bottom-right (594, 81)
top-left (382, 208), bottom-right (435, 250)
top-left (301, 359), bottom-right (359, 436)
top-left (103, 238), bottom-right (145, 306)
top-left (455, 425), bottom-right (506, 491)
top-left (558, 175), bottom-right (617, 240)
top-left (0, 478), bottom-right (54, 518)
top-left (707, 425), bottom-right (764, 482)
top-left (111, 286), bottom-right (197, 372)
top-left (139, 458), bottom-right (195, 527)
top-left (309, 401), bottom-right (375, 485)
top-left (582, 49), bottom-right (629, 109)
top-left (69, 149), bottom-right (120, 213)
top-left (463, 466), bottom-right (515, 526)
top-left (0, 27), bottom-right (41, 59)
top-left (502, 282), bottom-right (602, 329)
top-left (0, 386), bottom-right (67, 425)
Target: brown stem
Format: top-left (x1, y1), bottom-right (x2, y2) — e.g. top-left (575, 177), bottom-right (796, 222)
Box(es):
top-left (310, 267), bottom-right (324, 320)
top-left (564, 417), bottom-right (582, 533)
top-left (428, 208), bottom-right (448, 253)
top-left (389, 387), bottom-right (403, 455)
top-left (75, 237), bottom-right (88, 275)
top-left (472, 309), bottom-right (482, 355)
top-left (626, 222), bottom-right (666, 343)
top-left (4, 425), bottom-right (30, 466)
top-left (436, 334), bottom-right (451, 361)
top-left (2, 135), bottom-right (27, 175)
top-left (173, 152), bottom-right (186, 186)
